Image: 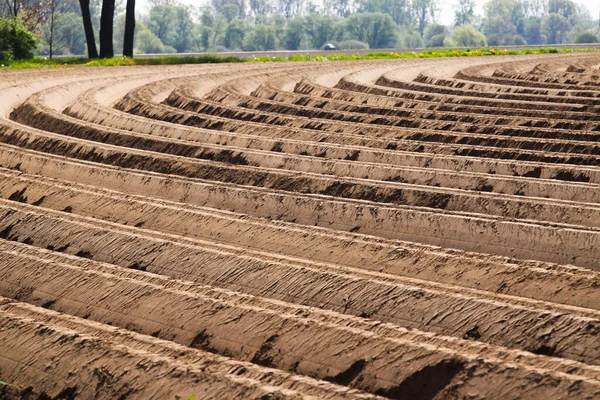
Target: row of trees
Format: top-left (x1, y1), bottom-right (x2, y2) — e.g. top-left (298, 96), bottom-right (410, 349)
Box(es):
top-left (479, 0), bottom-right (597, 46)
top-left (0, 0), bottom-right (135, 58)
top-left (1, 0), bottom-right (599, 59)
top-left (136, 0), bottom-right (599, 53)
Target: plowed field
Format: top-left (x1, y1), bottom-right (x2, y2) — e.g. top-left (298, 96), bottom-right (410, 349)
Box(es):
top-left (0, 53), bottom-right (599, 399)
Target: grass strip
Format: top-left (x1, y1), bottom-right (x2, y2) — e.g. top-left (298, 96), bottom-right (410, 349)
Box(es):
top-left (1, 47), bottom-right (598, 69)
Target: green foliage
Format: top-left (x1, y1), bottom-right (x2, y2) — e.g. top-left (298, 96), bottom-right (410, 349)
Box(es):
top-left (283, 18), bottom-right (305, 50)
top-left (248, 47), bottom-right (599, 63)
top-left (424, 23), bottom-right (446, 47)
top-left (345, 12), bottom-right (397, 49)
top-left (0, 17), bottom-right (39, 61)
top-left (454, 0), bottom-right (475, 27)
top-left (41, 12), bottom-right (86, 56)
top-left (402, 32), bottom-right (424, 48)
top-left (199, 26), bottom-right (214, 50)
top-left (428, 34), bottom-right (446, 47)
top-left (358, 0), bottom-right (411, 26)
top-left (243, 24), bottom-right (278, 51)
top-left (136, 30), bottom-right (175, 54)
top-left (446, 24), bottom-right (487, 48)
top-left (482, 0), bottom-right (525, 37)
top-left (486, 33), bottom-right (526, 46)
top-left (146, 5), bottom-right (195, 53)
top-left (424, 24), bottom-right (446, 42)
top-left (84, 54), bottom-right (245, 66)
top-left (412, 0), bottom-right (437, 36)
top-left (480, 0), bottom-right (591, 45)
top-left (574, 31), bottom-right (599, 44)
top-left (224, 19), bottom-right (246, 49)
top-left (542, 13), bottom-right (570, 44)
top-left (222, 4), bottom-right (240, 23)
top-left (337, 39), bottom-right (369, 50)
top-left (304, 15), bottom-right (341, 49)
top-left (524, 20), bottom-right (543, 45)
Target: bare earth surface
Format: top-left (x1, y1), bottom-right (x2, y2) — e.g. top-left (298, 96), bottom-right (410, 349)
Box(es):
top-left (0, 53), bottom-right (599, 399)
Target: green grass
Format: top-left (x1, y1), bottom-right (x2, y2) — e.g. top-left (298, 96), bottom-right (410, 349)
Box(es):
top-left (0, 54), bottom-right (245, 69)
top-left (247, 47), bottom-right (599, 62)
top-left (1, 47), bottom-right (598, 69)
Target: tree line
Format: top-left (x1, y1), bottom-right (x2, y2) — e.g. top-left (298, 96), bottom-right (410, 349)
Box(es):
top-left (0, 0), bottom-right (599, 60)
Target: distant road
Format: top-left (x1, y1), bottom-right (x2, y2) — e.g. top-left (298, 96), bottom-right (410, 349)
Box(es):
top-left (134, 43), bottom-right (600, 58)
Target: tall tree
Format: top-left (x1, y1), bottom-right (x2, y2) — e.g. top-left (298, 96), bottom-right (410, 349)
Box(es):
top-left (542, 12), bottom-right (569, 43)
top-left (454, 0), bottom-right (474, 27)
top-left (99, 0), bottom-right (115, 57)
top-left (411, 0), bottom-right (437, 37)
top-left (78, 0), bottom-right (98, 58)
top-left (123, 0), bottom-right (134, 57)
top-left (248, 0), bottom-right (274, 16)
top-left (482, 0), bottom-right (525, 37)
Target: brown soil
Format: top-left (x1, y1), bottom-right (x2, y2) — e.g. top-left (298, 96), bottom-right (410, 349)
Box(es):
top-left (0, 54), bottom-right (598, 399)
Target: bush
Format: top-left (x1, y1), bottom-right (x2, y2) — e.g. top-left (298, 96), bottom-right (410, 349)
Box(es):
top-left (427, 34), bottom-right (446, 47)
top-left (487, 34), bottom-right (526, 46)
top-left (337, 40), bottom-right (369, 50)
top-left (0, 17), bottom-right (39, 61)
top-left (135, 29), bottom-right (175, 54)
top-left (446, 25), bottom-right (487, 48)
top-left (242, 25), bottom-right (278, 51)
top-left (424, 23), bottom-right (446, 46)
top-left (574, 31), bottom-right (600, 44)
top-left (207, 45), bottom-right (228, 53)
top-left (402, 32), bottom-right (424, 49)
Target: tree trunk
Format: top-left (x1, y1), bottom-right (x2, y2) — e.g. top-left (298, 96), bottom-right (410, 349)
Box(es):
top-left (49, 10), bottom-right (54, 59)
top-left (79, 0), bottom-right (98, 58)
top-left (123, 0), bottom-right (135, 57)
top-left (99, 0), bottom-right (115, 58)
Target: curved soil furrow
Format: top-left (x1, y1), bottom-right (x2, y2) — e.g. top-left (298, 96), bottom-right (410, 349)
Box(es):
top-left (251, 76), bottom-right (600, 132)
top-left (453, 56), bottom-right (600, 90)
top-left (116, 84), bottom-right (600, 166)
top-left (0, 135), bottom-right (598, 267)
top-left (0, 301), bottom-right (325, 400)
top-left (415, 71), bottom-right (600, 98)
top-left (1, 57), bottom-right (598, 396)
top-left (164, 86), bottom-right (600, 156)
top-left (334, 74), bottom-right (593, 113)
top-left (0, 165), bottom-right (597, 307)
top-left (0, 158), bottom-right (597, 309)
top-left (292, 76), bottom-right (600, 118)
top-left (491, 68), bottom-right (600, 87)
top-left (11, 98), bottom-right (600, 228)
top-left (379, 69), bottom-right (600, 105)
top-left (1, 242), bottom-right (600, 398)
top-left (56, 96), bottom-right (600, 202)
top-left (2, 205), bottom-right (600, 365)
top-left (458, 67), bottom-right (600, 91)
top-left (209, 77), bottom-right (600, 139)
top-left (67, 82), bottom-right (600, 186)
top-left (1, 300), bottom-right (378, 400)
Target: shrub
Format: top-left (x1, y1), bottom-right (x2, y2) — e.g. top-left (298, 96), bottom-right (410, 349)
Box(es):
top-left (574, 31), bottom-right (600, 44)
top-left (428, 34), bottom-right (446, 47)
top-left (337, 40), bottom-right (369, 50)
top-left (446, 25), bottom-right (487, 48)
top-left (135, 30), bottom-right (175, 54)
top-left (402, 32), bottom-right (424, 49)
top-left (0, 17), bottom-right (39, 61)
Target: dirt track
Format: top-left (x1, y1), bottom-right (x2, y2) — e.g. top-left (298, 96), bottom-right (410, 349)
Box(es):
top-left (0, 54), bottom-right (599, 399)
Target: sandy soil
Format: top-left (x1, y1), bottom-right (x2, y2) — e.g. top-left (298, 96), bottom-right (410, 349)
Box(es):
top-left (0, 53), bottom-right (598, 399)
